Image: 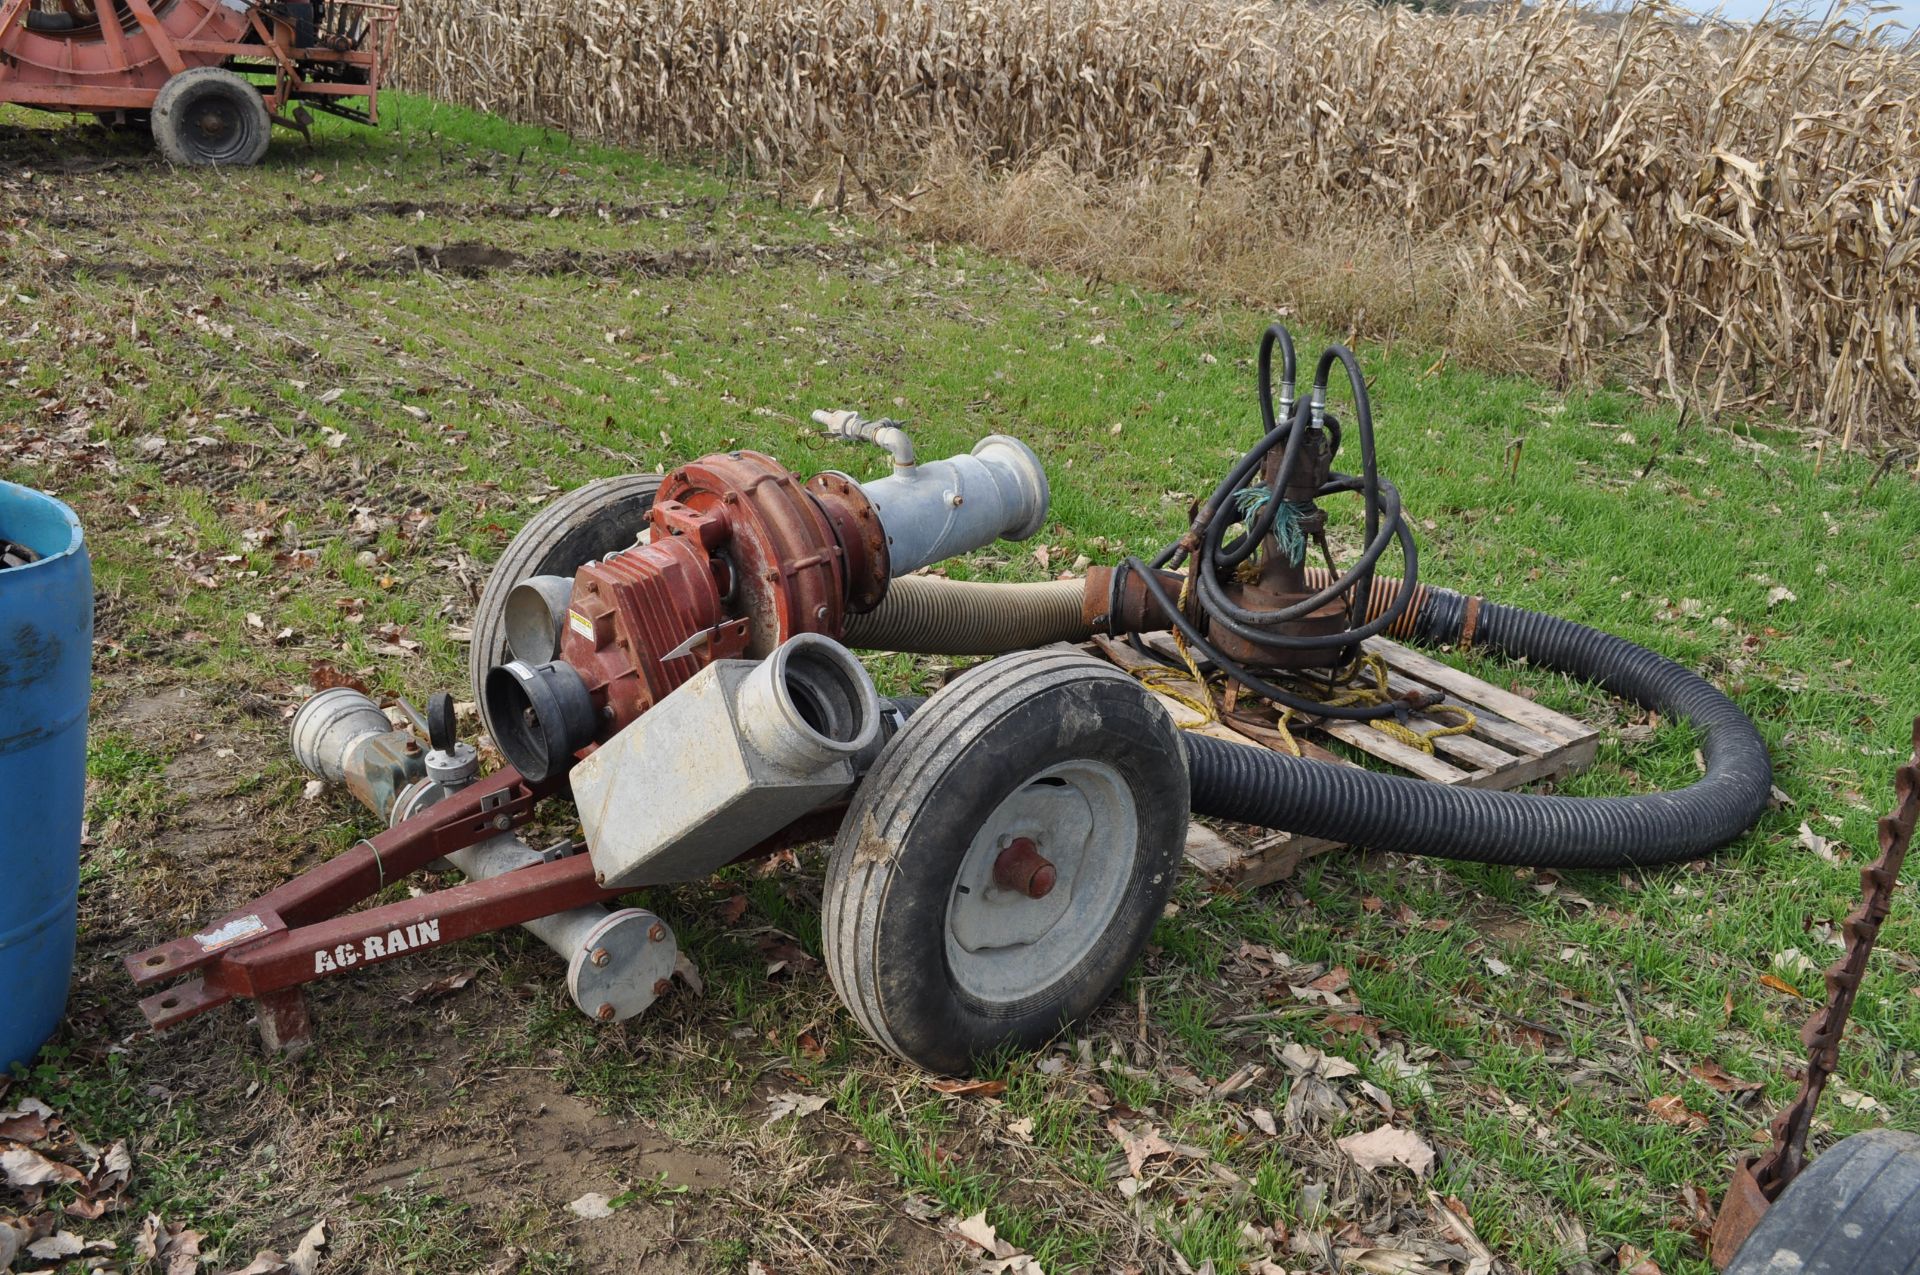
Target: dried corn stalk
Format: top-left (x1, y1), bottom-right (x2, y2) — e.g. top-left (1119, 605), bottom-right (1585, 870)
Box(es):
top-left (394, 0), bottom-right (1920, 445)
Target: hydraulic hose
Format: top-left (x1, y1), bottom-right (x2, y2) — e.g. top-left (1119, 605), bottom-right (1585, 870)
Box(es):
top-left (1109, 329), bottom-right (1423, 723)
top-left (1184, 584), bottom-right (1773, 867)
top-left (845, 575), bottom-right (1089, 655)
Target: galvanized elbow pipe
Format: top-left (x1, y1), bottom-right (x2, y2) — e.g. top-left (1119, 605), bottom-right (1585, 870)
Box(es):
top-left (857, 435), bottom-right (1051, 576)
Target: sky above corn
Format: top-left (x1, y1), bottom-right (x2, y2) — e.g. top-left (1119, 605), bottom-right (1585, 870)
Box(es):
top-left (1672, 0), bottom-right (1917, 30)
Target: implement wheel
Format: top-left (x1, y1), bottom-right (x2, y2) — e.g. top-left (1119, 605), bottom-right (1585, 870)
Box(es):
top-left (1726, 1129), bottom-right (1920, 1275)
top-left (823, 649), bottom-right (1188, 1075)
top-left (468, 475), bottom-right (661, 748)
top-left (151, 68), bottom-right (272, 167)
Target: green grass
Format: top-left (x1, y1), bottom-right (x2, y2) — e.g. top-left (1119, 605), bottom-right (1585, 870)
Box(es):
top-left (4, 94), bottom-right (1918, 1273)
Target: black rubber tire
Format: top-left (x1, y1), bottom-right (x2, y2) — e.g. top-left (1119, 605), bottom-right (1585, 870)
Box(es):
top-left (467, 474), bottom-right (661, 748)
top-left (25, 10), bottom-right (78, 30)
top-left (822, 649), bottom-right (1189, 1075)
top-left (151, 68), bottom-right (272, 168)
top-left (1726, 1129), bottom-right (1920, 1275)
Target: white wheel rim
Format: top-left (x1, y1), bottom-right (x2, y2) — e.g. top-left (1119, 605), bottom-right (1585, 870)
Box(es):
top-left (943, 758), bottom-right (1139, 1004)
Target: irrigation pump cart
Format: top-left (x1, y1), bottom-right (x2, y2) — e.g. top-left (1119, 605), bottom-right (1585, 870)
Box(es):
top-left (123, 325), bottom-right (1920, 1266)
top-left (128, 321), bottom-right (1798, 1070)
top-left (0, 0), bottom-right (395, 165)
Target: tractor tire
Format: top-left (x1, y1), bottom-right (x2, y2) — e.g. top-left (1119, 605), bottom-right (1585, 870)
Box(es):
top-left (25, 10), bottom-right (77, 30)
top-left (1725, 1129), bottom-right (1920, 1275)
top-left (823, 649), bottom-right (1188, 1075)
top-left (151, 68), bottom-right (272, 167)
top-left (467, 474), bottom-right (661, 749)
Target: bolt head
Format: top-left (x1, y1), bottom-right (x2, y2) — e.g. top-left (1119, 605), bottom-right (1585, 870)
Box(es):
top-left (596, 1003), bottom-right (616, 1020)
top-left (648, 922), bottom-right (667, 943)
top-left (652, 978), bottom-right (671, 997)
top-left (493, 813), bottom-right (513, 830)
top-left (590, 947), bottom-right (611, 967)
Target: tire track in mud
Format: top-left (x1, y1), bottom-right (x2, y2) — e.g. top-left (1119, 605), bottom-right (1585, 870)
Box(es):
top-left (33, 194), bottom-right (733, 232)
top-left (36, 237), bottom-right (877, 285)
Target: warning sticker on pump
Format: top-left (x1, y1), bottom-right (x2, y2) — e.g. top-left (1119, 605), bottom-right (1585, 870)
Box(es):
top-left (568, 609), bottom-right (594, 640)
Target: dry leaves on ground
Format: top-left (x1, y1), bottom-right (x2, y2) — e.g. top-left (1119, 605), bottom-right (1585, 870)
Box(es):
top-left (947, 1210), bottom-right (1046, 1274)
top-left (761, 1091), bottom-right (831, 1126)
top-left (1647, 1094), bottom-right (1709, 1131)
top-left (1337, 1125), bottom-right (1437, 1178)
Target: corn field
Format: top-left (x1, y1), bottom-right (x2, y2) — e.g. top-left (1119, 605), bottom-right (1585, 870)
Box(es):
top-left (394, 0), bottom-right (1920, 445)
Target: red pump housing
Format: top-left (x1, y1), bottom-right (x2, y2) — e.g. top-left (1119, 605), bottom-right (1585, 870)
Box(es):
top-left (484, 450), bottom-right (889, 780)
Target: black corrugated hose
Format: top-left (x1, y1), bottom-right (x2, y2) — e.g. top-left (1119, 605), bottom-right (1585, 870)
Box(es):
top-left (1120, 323), bottom-right (1774, 868)
top-left (867, 576), bottom-right (1778, 868)
top-left (1184, 583), bottom-right (1775, 868)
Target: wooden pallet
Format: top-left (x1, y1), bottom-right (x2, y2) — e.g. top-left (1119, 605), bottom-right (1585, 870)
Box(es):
top-left (1089, 634), bottom-right (1601, 888)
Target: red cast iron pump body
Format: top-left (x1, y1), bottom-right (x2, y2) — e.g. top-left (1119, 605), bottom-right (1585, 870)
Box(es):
top-left (486, 451), bottom-right (889, 780)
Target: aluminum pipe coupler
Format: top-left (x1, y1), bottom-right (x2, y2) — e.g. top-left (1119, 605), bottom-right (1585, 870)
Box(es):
top-left (290, 687), bottom-right (432, 827)
top-left (856, 435), bottom-right (1050, 576)
top-left (503, 574), bottom-right (576, 664)
top-left (290, 687), bottom-right (394, 786)
top-left (736, 631), bottom-right (882, 770)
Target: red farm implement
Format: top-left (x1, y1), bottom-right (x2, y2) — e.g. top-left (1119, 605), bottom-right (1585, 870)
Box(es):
top-left (0, 0), bottom-right (395, 164)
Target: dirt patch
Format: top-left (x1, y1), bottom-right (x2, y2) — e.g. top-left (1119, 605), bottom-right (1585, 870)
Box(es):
top-left (83, 679), bottom-right (317, 931)
top-left (362, 1083), bottom-right (732, 1204)
top-left (33, 195), bottom-right (726, 232)
top-left (361, 1072), bottom-right (737, 1272)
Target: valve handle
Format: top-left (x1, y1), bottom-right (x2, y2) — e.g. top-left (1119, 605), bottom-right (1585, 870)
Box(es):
top-left (427, 691), bottom-right (457, 753)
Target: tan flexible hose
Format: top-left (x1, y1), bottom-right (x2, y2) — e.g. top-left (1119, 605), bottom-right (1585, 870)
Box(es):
top-left (842, 568), bottom-right (1433, 656)
top-left (843, 576), bottom-right (1093, 654)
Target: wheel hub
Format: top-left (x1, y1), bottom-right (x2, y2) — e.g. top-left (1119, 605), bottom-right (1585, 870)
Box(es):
top-left (992, 837), bottom-right (1056, 898)
top-left (944, 759), bottom-right (1138, 1003)
top-left (195, 103), bottom-right (233, 140)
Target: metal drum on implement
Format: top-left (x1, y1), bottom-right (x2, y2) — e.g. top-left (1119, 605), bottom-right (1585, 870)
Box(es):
top-left (0, 480), bottom-right (91, 1072)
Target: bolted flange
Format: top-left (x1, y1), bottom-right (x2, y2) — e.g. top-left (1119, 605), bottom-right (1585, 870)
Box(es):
top-left (567, 908), bottom-right (678, 1024)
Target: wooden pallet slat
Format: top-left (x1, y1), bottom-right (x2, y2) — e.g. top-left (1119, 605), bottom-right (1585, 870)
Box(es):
top-left (1086, 633), bottom-right (1601, 888)
top-left (1370, 638), bottom-right (1587, 745)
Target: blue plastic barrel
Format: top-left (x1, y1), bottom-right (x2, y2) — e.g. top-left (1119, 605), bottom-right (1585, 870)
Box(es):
top-left (0, 480), bottom-right (90, 1073)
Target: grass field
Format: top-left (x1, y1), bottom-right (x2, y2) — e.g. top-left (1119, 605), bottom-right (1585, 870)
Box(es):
top-left (3, 98), bottom-right (1918, 1275)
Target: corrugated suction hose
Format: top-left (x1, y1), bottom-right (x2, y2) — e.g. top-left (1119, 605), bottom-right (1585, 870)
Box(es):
top-left (850, 575), bottom-right (1773, 869)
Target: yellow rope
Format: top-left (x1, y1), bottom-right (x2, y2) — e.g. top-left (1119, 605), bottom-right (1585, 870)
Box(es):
top-left (1112, 573), bottom-right (1230, 726)
top-left (1169, 572), bottom-right (1213, 702)
top-left (1129, 666), bottom-right (1219, 725)
top-left (1310, 651), bottom-right (1478, 754)
top-left (1267, 706), bottom-right (1306, 758)
top-left (1120, 579), bottom-right (1476, 758)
